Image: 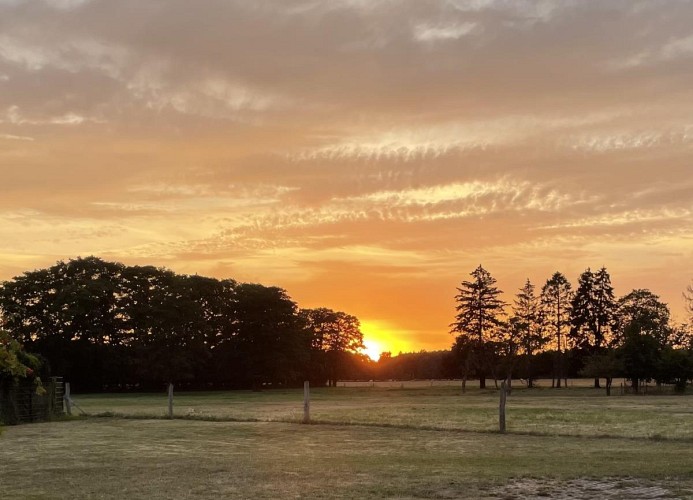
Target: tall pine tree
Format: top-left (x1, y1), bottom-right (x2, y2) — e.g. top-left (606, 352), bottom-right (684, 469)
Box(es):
top-left (569, 267), bottom-right (615, 388)
top-left (541, 272), bottom-right (572, 388)
top-left (510, 279), bottom-right (546, 388)
top-left (451, 265), bottom-right (506, 389)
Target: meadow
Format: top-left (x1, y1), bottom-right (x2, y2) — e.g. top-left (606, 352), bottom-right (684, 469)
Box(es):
top-left (2, 381), bottom-right (693, 499)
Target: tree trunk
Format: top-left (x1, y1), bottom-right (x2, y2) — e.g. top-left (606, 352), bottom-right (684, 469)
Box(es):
top-left (461, 358), bottom-right (470, 394)
top-left (479, 375), bottom-right (486, 389)
top-left (594, 377), bottom-right (601, 389)
top-left (605, 377), bottom-right (612, 396)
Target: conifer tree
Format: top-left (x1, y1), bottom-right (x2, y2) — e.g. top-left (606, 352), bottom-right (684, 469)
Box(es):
top-left (451, 265), bottom-right (506, 389)
top-left (510, 279), bottom-right (546, 388)
top-left (541, 272), bottom-right (572, 388)
top-left (569, 267), bottom-right (616, 387)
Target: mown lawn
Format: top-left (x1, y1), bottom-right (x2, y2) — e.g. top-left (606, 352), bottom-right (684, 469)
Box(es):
top-left (1, 418), bottom-right (692, 499)
top-left (72, 383), bottom-right (693, 439)
top-left (2, 384), bottom-right (692, 499)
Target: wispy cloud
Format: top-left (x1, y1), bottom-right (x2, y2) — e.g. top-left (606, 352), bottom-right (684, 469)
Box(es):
top-left (0, 0), bottom-right (692, 345)
top-left (0, 133), bottom-right (34, 141)
top-left (413, 22), bottom-right (478, 42)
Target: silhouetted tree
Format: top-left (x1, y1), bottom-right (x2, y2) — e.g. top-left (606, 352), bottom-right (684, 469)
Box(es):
top-left (233, 284), bottom-right (309, 389)
top-left (0, 257), bottom-right (128, 390)
top-left (0, 257), bottom-right (319, 390)
top-left (580, 350), bottom-right (622, 395)
top-left (541, 272), bottom-right (572, 388)
top-left (451, 335), bottom-right (474, 392)
top-left (451, 265), bottom-right (506, 389)
top-left (656, 347), bottom-right (693, 392)
top-left (510, 279), bottom-right (546, 388)
top-left (613, 289), bottom-right (673, 347)
top-left (300, 307), bottom-right (364, 386)
top-left (619, 321), bottom-right (661, 392)
top-left (569, 267), bottom-right (616, 387)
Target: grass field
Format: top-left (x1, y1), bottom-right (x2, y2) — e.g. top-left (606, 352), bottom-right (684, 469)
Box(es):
top-left (72, 380), bottom-right (693, 440)
top-left (2, 382), bottom-right (693, 499)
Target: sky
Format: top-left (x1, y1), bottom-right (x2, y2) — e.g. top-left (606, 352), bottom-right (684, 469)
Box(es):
top-left (1, 0), bottom-right (692, 355)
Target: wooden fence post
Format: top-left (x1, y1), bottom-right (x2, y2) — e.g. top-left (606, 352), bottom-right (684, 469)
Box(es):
top-left (303, 380), bottom-right (310, 424)
top-left (303, 381), bottom-right (310, 424)
top-left (168, 383), bottom-right (174, 419)
top-left (499, 380), bottom-right (507, 433)
top-left (64, 382), bottom-right (72, 416)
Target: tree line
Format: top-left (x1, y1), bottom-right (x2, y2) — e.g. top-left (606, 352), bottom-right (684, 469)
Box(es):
top-left (451, 265), bottom-right (693, 393)
top-left (2, 257), bottom-right (692, 393)
top-left (0, 257), bottom-right (366, 392)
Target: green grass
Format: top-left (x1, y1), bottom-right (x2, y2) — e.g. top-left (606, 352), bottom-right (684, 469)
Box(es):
top-left (73, 383), bottom-right (693, 440)
top-left (2, 383), bottom-right (692, 499)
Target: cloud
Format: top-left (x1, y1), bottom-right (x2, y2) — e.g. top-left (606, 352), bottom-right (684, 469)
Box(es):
top-left (0, 0), bottom-right (692, 345)
top-left (413, 22), bottom-right (478, 42)
top-left (0, 133), bottom-right (33, 140)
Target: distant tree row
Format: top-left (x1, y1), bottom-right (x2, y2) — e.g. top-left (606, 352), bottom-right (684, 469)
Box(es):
top-left (451, 265), bottom-right (693, 392)
top-left (0, 257), bottom-right (365, 392)
top-left (2, 257), bottom-right (691, 393)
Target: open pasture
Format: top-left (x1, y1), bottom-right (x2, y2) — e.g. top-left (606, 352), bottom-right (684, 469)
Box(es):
top-left (73, 382), bottom-right (693, 440)
top-left (2, 384), bottom-right (693, 499)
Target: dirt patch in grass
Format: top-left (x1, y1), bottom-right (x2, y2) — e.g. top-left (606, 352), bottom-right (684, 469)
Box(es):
top-left (488, 478), bottom-right (686, 499)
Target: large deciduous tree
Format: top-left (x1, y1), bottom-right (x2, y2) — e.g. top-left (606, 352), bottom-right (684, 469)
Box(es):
top-left (611, 289), bottom-right (679, 392)
top-left (300, 307), bottom-right (364, 387)
top-left (613, 289), bottom-right (673, 347)
top-left (541, 272), bottom-right (572, 388)
top-left (451, 265), bottom-right (506, 389)
top-left (233, 284), bottom-right (310, 389)
top-left (0, 257), bottom-right (127, 390)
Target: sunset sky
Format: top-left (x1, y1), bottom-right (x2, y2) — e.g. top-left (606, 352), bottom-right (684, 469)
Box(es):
top-left (1, 0), bottom-right (692, 354)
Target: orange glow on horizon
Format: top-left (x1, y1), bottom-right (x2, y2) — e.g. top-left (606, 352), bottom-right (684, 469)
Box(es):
top-left (360, 320), bottom-right (414, 360)
top-left (0, 1), bottom-right (691, 354)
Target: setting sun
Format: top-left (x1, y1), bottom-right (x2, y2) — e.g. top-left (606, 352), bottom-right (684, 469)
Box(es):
top-left (0, 0), bottom-right (691, 353)
top-left (361, 339), bottom-right (383, 362)
top-left (360, 320), bottom-right (415, 361)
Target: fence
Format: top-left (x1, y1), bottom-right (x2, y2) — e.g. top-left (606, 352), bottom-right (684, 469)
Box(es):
top-left (0, 376), bottom-right (64, 425)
